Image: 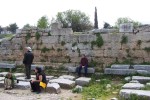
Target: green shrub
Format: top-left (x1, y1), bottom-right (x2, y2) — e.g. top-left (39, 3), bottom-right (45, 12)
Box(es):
top-left (41, 47), bottom-right (50, 53)
top-left (72, 42), bottom-right (77, 47)
top-left (57, 48), bottom-right (62, 52)
top-left (25, 33), bottom-right (31, 43)
top-left (61, 41), bottom-right (66, 46)
top-left (88, 59), bottom-right (97, 67)
top-left (137, 40), bottom-right (142, 46)
top-left (82, 41), bottom-right (89, 45)
top-left (144, 47), bottom-right (150, 52)
top-left (121, 35), bottom-right (128, 44)
top-left (35, 32), bottom-right (41, 40)
top-left (48, 31), bottom-right (51, 36)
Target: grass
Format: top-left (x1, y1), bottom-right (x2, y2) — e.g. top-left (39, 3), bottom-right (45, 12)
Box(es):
top-left (0, 34), bottom-right (14, 39)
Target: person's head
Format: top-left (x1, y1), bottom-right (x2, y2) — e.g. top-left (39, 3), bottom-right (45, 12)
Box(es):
top-left (82, 54), bottom-right (86, 58)
top-left (34, 67), bottom-right (42, 74)
top-left (6, 72), bottom-right (12, 78)
top-left (25, 47), bottom-right (32, 52)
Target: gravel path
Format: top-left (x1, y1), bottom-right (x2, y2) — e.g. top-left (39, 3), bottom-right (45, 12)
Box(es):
top-left (0, 88), bottom-right (82, 100)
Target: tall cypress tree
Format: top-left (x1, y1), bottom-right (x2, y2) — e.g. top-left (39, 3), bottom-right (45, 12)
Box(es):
top-left (94, 7), bottom-right (98, 29)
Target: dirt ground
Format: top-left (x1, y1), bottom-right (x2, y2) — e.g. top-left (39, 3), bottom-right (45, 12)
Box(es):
top-left (0, 88), bottom-right (82, 100)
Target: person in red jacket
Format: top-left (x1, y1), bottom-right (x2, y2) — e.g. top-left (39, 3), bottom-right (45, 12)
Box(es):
top-left (78, 54), bottom-right (88, 77)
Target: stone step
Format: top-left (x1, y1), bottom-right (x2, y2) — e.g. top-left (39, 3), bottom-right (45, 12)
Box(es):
top-left (59, 75), bottom-right (75, 81)
top-left (68, 67), bottom-right (95, 73)
top-left (133, 65), bottom-right (150, 70)
top-left (75, 77), bottom-right (91, 86)
top-left (122, 83), bottom-right (145, 90)
top-left (120, 89), bottom-right (150, 99)
top-left (46, 83), bottom-right (61, 94)
top-left (104, 68), bottom-right (136, 75)
top-left (49, 78), bottom-right (75, 89)
top-left (132, 76), bottom-right (150, 83)
top-left (15, 81), bottom-right (30, 89)
top-left (111, 64), bottom-right (130, 69)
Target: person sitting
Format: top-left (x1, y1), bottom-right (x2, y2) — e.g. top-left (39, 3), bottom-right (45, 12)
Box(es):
top-left (78, 54), bottom-right (88, 77)
top-left (30, 67), bottom-right (46, 93)
top-left (4, 72), bottom-right (16, 90)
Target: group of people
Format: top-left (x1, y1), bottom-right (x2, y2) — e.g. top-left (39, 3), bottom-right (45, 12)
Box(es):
top-left (4, 46), bottom-right (89, 93)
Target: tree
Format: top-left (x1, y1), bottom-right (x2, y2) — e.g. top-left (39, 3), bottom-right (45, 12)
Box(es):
top-left (115, 17), bottom-right (141, 28)
top-left (103, 22), bottom-right (111, 29)
top-left (37, 16), bottom-right (49, 28)
top-left (8, 23), bottom-right (18, 33)
top-left (0, 26), bottom-right (3, 34)
top-left (56, 10), bottom-right (93, 32)
top-left (23, 24), bottom-right (31, 29)
top-left (94, 7), bottom-right (98, 29)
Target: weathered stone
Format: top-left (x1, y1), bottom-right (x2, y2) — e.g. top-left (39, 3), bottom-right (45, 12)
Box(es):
top-left (46, 83), bottom-right (61, 94)
top-left (42, 36), bottom-right (59, 44)
top-left (14, 73), bottom-right (25, 77)
top-left (77, 43), bottom-right (91, 50)
top-left (111, 64), bottom-right (130, 69)
top-left (129, 80), bottom-right (139, 83)
top-left (124, 76), bottom-right (131, 82)
top-left (68, 67), bottom-right (95, 74)
top-left (75, 77), bottom-right (91, 86)
top-left (146, 83), bottom-right (150, 86)
top-left (31, 65), bottom-right (45, 70)
top-left (59, 75), bottom-right (75, 81)
top-left (15, 81), bottom-right (30, 89)
top-left (133, 65), bottom-right (150, 70)
top-left (136, 70), bottom-right (150, 75)
top-left (0, 77), bottom-right (5, 81)
top-left (122, 83), bottom-right (145, 89)
top-left (49, 78), bottom-right (75, 89)
top-left (104, 68), bottom-right (136, 75)
top-left (0, 72), bottom-right (9, 77)
top-left (92, 50), bottom-right (103, 57)
top-left (120, 89), bottom-right (150, 99)
top-left (132, 76), bottom-right (150, 83)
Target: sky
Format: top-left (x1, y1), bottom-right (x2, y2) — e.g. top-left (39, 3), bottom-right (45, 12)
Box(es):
top-left (0, 0), bottom-right (150, 28)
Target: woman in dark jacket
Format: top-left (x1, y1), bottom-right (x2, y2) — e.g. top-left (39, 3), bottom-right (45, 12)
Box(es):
top-left (30, 67), bottom-right (46, 93)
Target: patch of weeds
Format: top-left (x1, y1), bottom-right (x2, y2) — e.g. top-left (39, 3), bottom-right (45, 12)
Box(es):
top-left (82, 41), bottom-right (89, 45)
top-left (48, 31), bottom-right (51, 36)
top-left (51, 46), bottom-right (55, 51)
top-left (88, 59), bottom-right (97, 67)
top-left (72, 88), bottom-right (82, 93)
top-left (61, 41), bottom-right (65, 46)
top-left (25, 33), bottom-right (31, 43)
top-left (41, 47), bottom-right (50, 53)
top-left (121, 35), bottom-right (128, 44)
top-left (96, 33), bottom-right (104, 48)
top-left (144, 47), bottom-right (150, 52)
top-left (77, 48), bottom-right (81, 57)
top-left (40, 59), bottom-right (46, 62)
top-left (35, 32), bottom-right (41, 40)
top-left (140, 62), bottom-right (150, 65)
top-left (57, 48), bottom-right (62, 52)
top-left (91, 41), bottom-right (96, 49)
top-left (20, 46), bottom-right (23, 50)
top-left (137, 40), bottom-right (142, 46)
top-left (142, 85), bottom-right (150, 90)
top-left (72, 42), bottom-right (77, 47)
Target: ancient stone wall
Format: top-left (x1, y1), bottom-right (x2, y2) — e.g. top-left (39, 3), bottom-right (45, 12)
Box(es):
top-left (0, 23), bottom-right (150, 69)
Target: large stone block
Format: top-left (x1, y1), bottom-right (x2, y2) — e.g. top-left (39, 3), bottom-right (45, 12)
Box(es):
top-left (42, 36), bottom-right (59, 44)
top-left (92, 50), bottom-right (104, 57)
top-left (120, 89), bottom-right (150, 99)
top-left (78, 34), bottom-right (96, 43)
top-left (75, 77), bottom-right (91, 86)
top-left (11, 38), bottom-right (22, 45)
top-left (104, 68), bottom-right (136, 75)
top-left (59, 75), bottom-right (75, 81)
top-left (46, 83), bottom-right (61, 94)
top-left (49, 78), bottom-right (75, 89)
top-left (122, 83), bottom-right (145, 89)
top-left (14, 73), bottom-right (25, 77)
top-left (77, 43), bottom-right (91, 50)
top-left (132, 76), bottom-right (150, 83)
top-left (111, 64), bottom-right (130, 69)
top-left (15, 81), bottom-right (30, 89)
top-left (68, 67), bottom-right (95, 74)
top-left (133, 65), bottom-right (150, 70)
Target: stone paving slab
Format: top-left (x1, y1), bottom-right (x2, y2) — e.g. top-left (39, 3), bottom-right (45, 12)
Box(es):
top-left (132, 76), bottom-right (150, 83)
top-left (120, 89), bottom-right (150, 99)
top-left (49, 79), bottom-right (75, 89)
top-left (15, 81), bottom-right (30, 89)
top-left (47, 83), bottom-right (61, 94)
top-left (136, 70), bottom-right (150, 75)
top-left (59, 75), bottom-right (75, 80)
top-left (75, 77), bottom-right (91, 86)
top-left (122, 83), bottom-right (145, 89)
top-left (68, 67), bottom-right (95, 73)
top-left (104, 68), bottom-right (136, 75)
top-left (0, 72), bottom-right (8, 77)
top-left (111, 64), bottom-right (130, 69)
top-left (133, 65), bottom-right (150, 70)
top-left (14, 73), bottom-right (25, 77)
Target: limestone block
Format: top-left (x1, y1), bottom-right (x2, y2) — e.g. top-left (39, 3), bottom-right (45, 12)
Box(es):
top-left (78, 34), bottom-right (89, 42)
top-left (92, 50), bottom-right (104, 57)
top-left (75, 77), bottom-right (91, 86)
top-left (143, 51), bottom-right (150, 58)
top-left (120, 89), bottom-right (150, 99)
top-left (59, 75), bottom-right (75, 80)
top-left (42, 36), bottom-right (59, 44)
top-left (14, 73), bottom-right (25, 77)
top-left (122, 83), bottom-right (145, 89)
top-left (0, 77), bottom-right (5, 81)
top-left (124, 76), bottom-right (131, 82)
top-left (104, 49), bottom-right (119, 57)
top-left (101, 34), bottom-right (111, 43)
top-left (104, 68), bottom-right (136, 75)
top-left (111, 64), bottom-right (130, 69)
top-left (141, 33), bottom-right (150, 42)
top-left (68, 67), bottom-right (95, 73)
top-left (129, 80), bottom-right (139, 83)
top-left (0, 72), bottom-right (8, 77)
top-left (15, 81), bottom-right (30, 89)
top-left (77, 43), bottom-right (91, 50)
top-left (118, 50), bottom-right (127, 58)
top-left (130, 50), bottom-right (143, 58)
top-left (80, 50), bottom-right (93, 56)
top-left (110, 33), bottom-right (122, 43)
top-left (133, 65), bottom-right (150, 70)
top-left (11, 38), bottom-right (22, 44)
top-left (16, 77), bottom-right (33, 82)
top-left (27, 37), bottom-right (36, 44)
top-left (49, 78), bottom-right (75, 89)
top-left (132, 76), bottom-right (150, 83)
top-left (42, 32), bottom-right (48, 36)
top-left (47, 83), bottom-right (61, 94)
top-left (31, 33), bottom-right (36, 37)
top-left (141, 42), bottom-right (150, 49)
top-left (144, 57), bottom-right (150, 62)
top-left (70, 57), bottom-right (80, 63)
top-left (60, 35), bottom-right (71, 43)
top-left (67, 50), bottom-right (79, 57)
top-left (70, 34), bottom-right (78, 43)
top-left (132, 58), bottom-right (144, 64)
top-left (32, 50), bottom-right (41, 56)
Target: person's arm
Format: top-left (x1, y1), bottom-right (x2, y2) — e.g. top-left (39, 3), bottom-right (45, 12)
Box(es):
top-left (23, 53), bottom-right (27, 64)
top-left (32, 75), bottom-right (42, 83)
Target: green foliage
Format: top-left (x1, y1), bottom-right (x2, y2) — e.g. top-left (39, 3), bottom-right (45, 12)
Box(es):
top-left (144, 47), bottom-right (150, 52)
top-left (72, 42), bottom-right (77, 47)
top-left (140, 62), bottom-right (150, 65)
top-left (115, 17), bottom-right (141, 28)
top-left (91, 41), bottom-right (96, 49)
top-left (121, 35), bottom-right (128, 44)
top-left (137, 40), bottom-right (142, 46)
top-left (41, 47), bottom-right (50, 53)
top-left (23, 24), bottom-right (31, 29)
top-left (35, 32), bottom-right (41, 40)
top-left (37, 16), bottom-right (49, 28)
top-left (7, 23), bottom-right (18, 33)
top-left (92, 33), bottom-right (104, 48)
top-left (56, 9), bottom-right (93, 32)
top-left (61, 41), bottom-right (66, 46)
top-left (88, 59), bottom-right (97, 67)
top-left (103, 22), bottom-right (111, 29)
top-left (82, 41), bottom-right (89, 45)
top-left (77, 48), bottom-right (81, 57)
top-left (40, 59), bottom-right (46, 62)
top-left (25, 33), bottom-right (31, 43)
top-left (72, 88), bottom-right (82, 93)
top-left (120, 94), bottom-right (149, 100)
top-left (94, 7), bottom-right (98, 29)
top-left (48, 31), bottom-right (51, 36)
top-left (57, 48), bottom-right (62, 52)
top-left (0, 34), bottom-right (14, 39)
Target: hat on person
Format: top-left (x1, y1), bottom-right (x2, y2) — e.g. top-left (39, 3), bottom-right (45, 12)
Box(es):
top-left (26, 47), bottom-right (32, 52)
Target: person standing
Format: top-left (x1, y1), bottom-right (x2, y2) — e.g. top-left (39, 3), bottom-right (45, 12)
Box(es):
top-left (23, 47), bottom-right (34, 79)
top-left (78, 54), bottom-right (88, 77)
